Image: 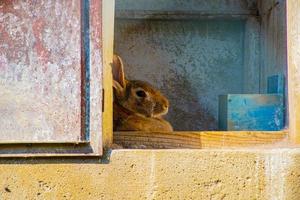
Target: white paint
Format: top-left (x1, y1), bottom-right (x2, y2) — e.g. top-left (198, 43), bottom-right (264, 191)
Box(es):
top-left (146, 151), bottom-right (157, 200)
top-left (264, 150), bottom-right (293, 200)
top-left (254, 155), bottom-right (262, 199)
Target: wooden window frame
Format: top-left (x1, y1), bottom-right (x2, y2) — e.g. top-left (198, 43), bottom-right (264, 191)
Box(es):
top-left (0, 0), bottom-right (115, 157)
top-left (112, 0), bottom-right (300, 149)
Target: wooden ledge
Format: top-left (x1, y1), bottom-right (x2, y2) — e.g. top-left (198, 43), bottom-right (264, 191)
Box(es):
top-left (115, 10), bottom-right (258, 20)
top-left (113, 131), bottom-right (288, 149)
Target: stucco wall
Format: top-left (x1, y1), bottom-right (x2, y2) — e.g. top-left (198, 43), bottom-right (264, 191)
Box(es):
top-left (1, 149), bottom-right (300, 200)
top-left (114, 19), bottom-right (248, 131)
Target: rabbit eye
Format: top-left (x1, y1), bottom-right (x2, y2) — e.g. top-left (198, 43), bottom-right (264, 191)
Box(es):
top-left (136, 90), bottom-right (147, 98)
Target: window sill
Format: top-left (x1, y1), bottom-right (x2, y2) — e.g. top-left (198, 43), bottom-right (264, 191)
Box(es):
top-left (113, 131), bottom-right (289, 149)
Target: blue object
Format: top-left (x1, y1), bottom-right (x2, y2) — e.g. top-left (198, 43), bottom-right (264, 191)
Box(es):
top-left (218, 74), bottom-right (285, 131)
top-left (218, 94), bottom-right (284, 131)
top-left (267, 74), bottom-right (285, 95)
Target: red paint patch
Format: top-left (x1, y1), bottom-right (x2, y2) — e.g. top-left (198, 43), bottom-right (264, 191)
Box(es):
top-left (0, 25), bottom-right (15, 50)
top-left (32, 18), bottom-right (50, 66)
top-left (91, 0), bottom-right (102, 49)
top-left (0, 56), bottom-right (7, 72)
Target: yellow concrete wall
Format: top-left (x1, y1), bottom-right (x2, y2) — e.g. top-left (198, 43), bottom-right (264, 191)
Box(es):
top-left (0, 149), bottom-right (300, 200)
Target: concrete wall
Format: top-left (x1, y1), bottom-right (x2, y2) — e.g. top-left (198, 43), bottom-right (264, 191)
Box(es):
top-left (115, 19), bottom-right (248, 131)
top-left (1, 149), bottom-right (300, 200)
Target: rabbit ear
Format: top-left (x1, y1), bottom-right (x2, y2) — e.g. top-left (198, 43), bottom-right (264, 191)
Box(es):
top-left (112, 55), bottom-right (126, 89)
top-left (113, 79), bottom-right (125, 99)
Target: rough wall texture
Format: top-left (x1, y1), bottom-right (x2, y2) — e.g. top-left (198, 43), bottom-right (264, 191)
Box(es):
top-left (115, 19), bottom-right (247, 131)
top-left (243, 16), bottom-right (261, 93)
top-left (114, 0), bottom-right (285, 131)
top-left (0, 149), bottom-right (300, 200)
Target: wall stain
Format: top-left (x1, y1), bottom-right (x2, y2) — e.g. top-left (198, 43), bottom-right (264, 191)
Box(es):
top-left (115, 19), bottom-right (246, 130)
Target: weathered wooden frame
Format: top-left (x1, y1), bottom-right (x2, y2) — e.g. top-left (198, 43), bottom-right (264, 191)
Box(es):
top-left (0, 0), bottom-right (115, 157)
top-left (2, 0), bottom-right (299, 156)
top-left (114, 131), bottom-right (288, 149)
top-left (286, 0), bottom-right (300, 144)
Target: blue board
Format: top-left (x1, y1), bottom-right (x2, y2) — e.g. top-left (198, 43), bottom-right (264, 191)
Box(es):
top-left (267, 74), bottom-right (285, 95)
top-left (219, 94), bottom-right (284, 131)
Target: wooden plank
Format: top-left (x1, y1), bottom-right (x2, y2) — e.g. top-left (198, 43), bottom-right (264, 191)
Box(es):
top-left (116, 0), bottom-right (257, 19)
top-left (116, 0), bottom-right (257, 14)
top-left (0, 143), bottom-right (93, 155)
top-left (0, 154), bottom-right (101, 158)
top-left (116, 10), bottom-right (257, 20)
top-left (0, 141), bottom-right (88, 144)
top-left (113, 131), bottom-right (288, 149)
top-left (287, 0), bottom-right (300, 144)
top-left (88, 0), bottom-right (104, 155)
top-left (101, 0), bottom-right (115, 148)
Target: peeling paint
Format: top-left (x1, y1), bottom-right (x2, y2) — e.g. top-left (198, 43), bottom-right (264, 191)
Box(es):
top-left (0, 0), bottom-right (82, 141)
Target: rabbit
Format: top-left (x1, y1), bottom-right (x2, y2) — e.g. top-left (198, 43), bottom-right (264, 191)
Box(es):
top-left (112, 54), bottom-right (173, 132)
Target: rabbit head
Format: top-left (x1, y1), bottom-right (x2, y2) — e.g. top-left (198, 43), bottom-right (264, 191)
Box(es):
top-left (112, 55), bottom-right (169, 118)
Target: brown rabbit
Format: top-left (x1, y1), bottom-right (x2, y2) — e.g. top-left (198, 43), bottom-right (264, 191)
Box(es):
top-left (112, 55), bottom-right (173, 132)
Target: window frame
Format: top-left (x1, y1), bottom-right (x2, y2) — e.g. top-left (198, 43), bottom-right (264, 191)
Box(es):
top-left (1, 0), bottom-right (300, 157)
top-left (111, 0), bottom-right (300, 149)
top-left (0, 0), bottom-right (115, 157)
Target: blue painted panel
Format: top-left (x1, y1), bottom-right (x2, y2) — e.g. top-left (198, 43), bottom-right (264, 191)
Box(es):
top-left (219, 94), bottom-right (284, 131)
top-left (267, 74), bottom-right (285, 95)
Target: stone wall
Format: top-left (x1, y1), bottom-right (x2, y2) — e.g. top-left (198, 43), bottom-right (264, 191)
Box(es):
top-left (0, 149), bottom-right (300, 200)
